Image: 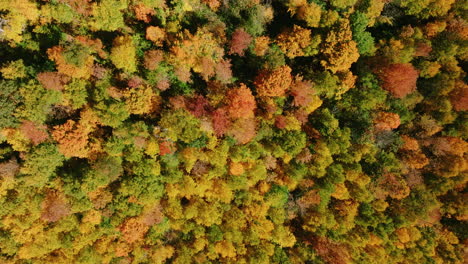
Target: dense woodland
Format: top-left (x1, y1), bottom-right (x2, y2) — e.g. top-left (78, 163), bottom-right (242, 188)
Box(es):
top-left (0, 0), bottom-right (467, 263)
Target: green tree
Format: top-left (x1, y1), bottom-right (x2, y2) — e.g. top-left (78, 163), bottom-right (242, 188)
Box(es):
top-left (19, 143), bottom-right (65, 188)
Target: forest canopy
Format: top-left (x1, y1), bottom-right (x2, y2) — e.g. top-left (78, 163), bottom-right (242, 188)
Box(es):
top-left (0, 0), bottom-right (467, 263)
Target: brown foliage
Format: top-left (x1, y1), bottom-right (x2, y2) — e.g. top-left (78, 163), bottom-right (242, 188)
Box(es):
top-left (275, 115), bottom-right (288, 129)
top-left (227, 118), bottom-right (256, 144)
top-left (296, 189), bottom-right (320, 213)
top-left (174, 65), bottom-right (192, 83)
top-left (447, 18), bottom-right (468, 40)
top-left (0, 158), bottom-right (19, 179)
top-left (376, 173), bottom-right (410, 200)
top-left (37, 72), bottom-right (70, 91)
top-left (295, 148), bottom-right (313, 163)
top-left (157, 78), bottom-right (171, 91)
top-left (449, 81), bottom-right (468, 111)
top-left (229, 28), bottom-right (252, 56)
top-left (169, 95), bottom-right (186, 110)
top-left (92, 65), bottom-right (107, 79)
top-left (88, 188), bottom-right (113, 209)
top-left (107, 86), bottom-right (123, 99)
top-left (141, 204), bottom-right (164, 226)
top-left (215, 59), bottom-right (233, 83)
top-left (292, 109), bottom-right (310, 124)
top-left (58, 0), bottom-right (92, 15)
top-left (399, 135), bottom-right (429, 169)
top-left (20, 120), bottom-right (49, 145)
top-left (377, 63), bottom-right (418, 98)
top-left (432, 155), bottom-right (466, 178)
top-left (144, 50), bottom-right (164, 71)
top-left (127, 76), bottom-right (144, 89)
top-left (414, 42), bottom-right (432, 57)
top-left (312, 237), bottom-right (351, 264)
top-left (405, 171), bottom-right (424, 187)
top-left (254, 65), bottom-right (293, 97)
top-left (264, 155), bottom-right (277, 170)
top-left (191, 160), bottom-right (211, 177)
top-left (146, 26), bottom-right (165, 46)
top-left (430, 136), bottom-right (467, 157)
top-left (200, 56), bottom-right (216, 81)
top-left (202, 0), bottom-right (221, 10)
top-left (226, 84), bottom-right (256, 119)
top-left (41, 190), bottom-right (71, 222)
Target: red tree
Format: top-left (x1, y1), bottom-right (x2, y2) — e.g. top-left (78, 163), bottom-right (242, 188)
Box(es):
top-left (229, 28), bottom-right (252, 56)
top-left (377, 63), bottom-right (419, 98)
top-left (290, 78), bottom-right (315, 107)
top-left (212, 108), bottom-right (231, 137)
top-left (186, 95), bottom-right (211, 118)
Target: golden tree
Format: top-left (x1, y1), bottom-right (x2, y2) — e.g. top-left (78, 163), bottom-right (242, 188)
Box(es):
top-left (321, 20), bottom-right (359, 73)
top-left (276, 25), bottom-right (311, 58)
top-left (254, 65), bottom-right (293, 97)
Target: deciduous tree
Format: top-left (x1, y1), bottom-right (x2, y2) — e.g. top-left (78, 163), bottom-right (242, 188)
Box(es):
top-left (377, 63), bottom-right (419, 98)
top-left (321, 20), bottom-right (359, 73)
top-left (254, 66), bottom-right (292, 97)
top-left (229, 28), bottom-right (252, 56)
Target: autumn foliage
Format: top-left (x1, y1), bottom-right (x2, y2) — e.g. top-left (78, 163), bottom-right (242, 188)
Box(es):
top-left (37, 72), bottom-right (70, 91)
top-left (41, 190), bottom-right (71, 222)
top-left (254, 65), bottom-right (293, 97)
top-left (229, 28), bottom-right (252, 56)
top-left (225, 84), bottom-right (256, 119)
top-left (276, 25), bottom-right (311, 58)
top-left (373, 111), bottom-right (401, 131)
top-left (377, 63), bottom-right (419, 98)
top-left (20, 120), bottom-right (49, 146)
top-left (51, 120), bottom-right (90, 158)
top-left (0, 0), bottom-right (466, 263)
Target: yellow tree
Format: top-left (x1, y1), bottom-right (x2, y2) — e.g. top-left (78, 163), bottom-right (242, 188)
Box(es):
top-left (276, 25), bottom-right (312, 58)
top-left (169, 28), bottom-right (225, 82)
top-left (254, 65), bottom-right (293, 97)
top-left (321, 20), bottom-right (359, 73)
top-left (110, 35), bottom-right (137, 73)
top-left (52, 119), bottom-right (92, 158)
